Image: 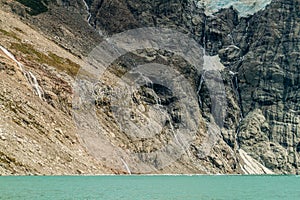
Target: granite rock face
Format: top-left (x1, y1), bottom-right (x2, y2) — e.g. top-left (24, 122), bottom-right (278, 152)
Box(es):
top-left (75, 0), bottom-right (300, 174)
top-left (1, 0), bottom-right (299, 174)
top-left (234, 0), bottom-right (300, 173)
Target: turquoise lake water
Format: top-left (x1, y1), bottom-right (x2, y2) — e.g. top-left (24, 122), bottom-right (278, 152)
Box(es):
top-left (0, 175), bottom-right (299, 200)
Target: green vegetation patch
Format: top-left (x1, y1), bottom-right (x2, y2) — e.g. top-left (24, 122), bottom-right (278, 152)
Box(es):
top-left (0, 29), bottom-right (20, 41)
top-left (10, 42), bottom-right (80, 77)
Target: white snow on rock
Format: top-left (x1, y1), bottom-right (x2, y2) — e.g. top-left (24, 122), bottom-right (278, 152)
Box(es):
top-left (203, 55), bottom-right (225, 71)
top-left (239, 149), bottom-right (274, 174)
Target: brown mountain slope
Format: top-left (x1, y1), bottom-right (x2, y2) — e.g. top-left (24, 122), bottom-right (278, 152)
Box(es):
top-left (0, 6), bottom-right (113, 175)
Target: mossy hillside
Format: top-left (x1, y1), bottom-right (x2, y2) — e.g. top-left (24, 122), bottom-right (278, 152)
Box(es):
top-left (0, 29), bottom-right (20, 41)
top-left (10, 42), bottom-right (80, 77)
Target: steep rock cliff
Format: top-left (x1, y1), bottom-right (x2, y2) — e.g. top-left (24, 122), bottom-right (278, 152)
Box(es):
top-left (0, 0), bottom-right (299, 174)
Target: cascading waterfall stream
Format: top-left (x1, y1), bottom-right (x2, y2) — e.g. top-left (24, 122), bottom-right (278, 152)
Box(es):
top-left (227, 35), bottom-right (244, 149)
top-left (0, 45), bottom-right (25, 72)
top-left (197, 71), bottom-right (206, 108)
top-left (0, 45), bottom-right (44, 100)
top-left (120, 158), bottom-right (132, 174)
top-left (82, 0), bottom-right (91, 24)
top-left (229, 71), bottom-right (243, 149)
top-left (224, 30), bottom-right (244, 150)
top-left (28, 71), bottom-right (44, 100)
top-left (198, 13), bottom-right (208, 108)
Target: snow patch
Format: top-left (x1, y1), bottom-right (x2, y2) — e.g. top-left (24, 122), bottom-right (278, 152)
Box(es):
top-left (239, 149), bottom-right (274, 174)
top-left (203, 55), bottom-right (225, 71)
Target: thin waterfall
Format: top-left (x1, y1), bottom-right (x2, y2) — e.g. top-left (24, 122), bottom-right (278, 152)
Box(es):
top-left (166, 114), bottom-right (180, 144)
top-left (82, 0), bottom-right (91, 23)
top-left (197, 14), bottom-right (207, 108)
top-left (28, 72), bottom-right (44, 100)
top-left (228, 33), bottom-right (235, 45)
top-left (120, 158), bottom-right (132, 174)
top-left (197, 71), bottom-right (206, 108)
top-left (0, 45), bottom-right (25, 71)
top-left (203, 16), bottom-right (207, 55)
top-left (234, 75), bottom-right (243, 120)
top-left (230, 71), bottom-right (243, 149)
top-left (0, 45), bottom-right (44, 100)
